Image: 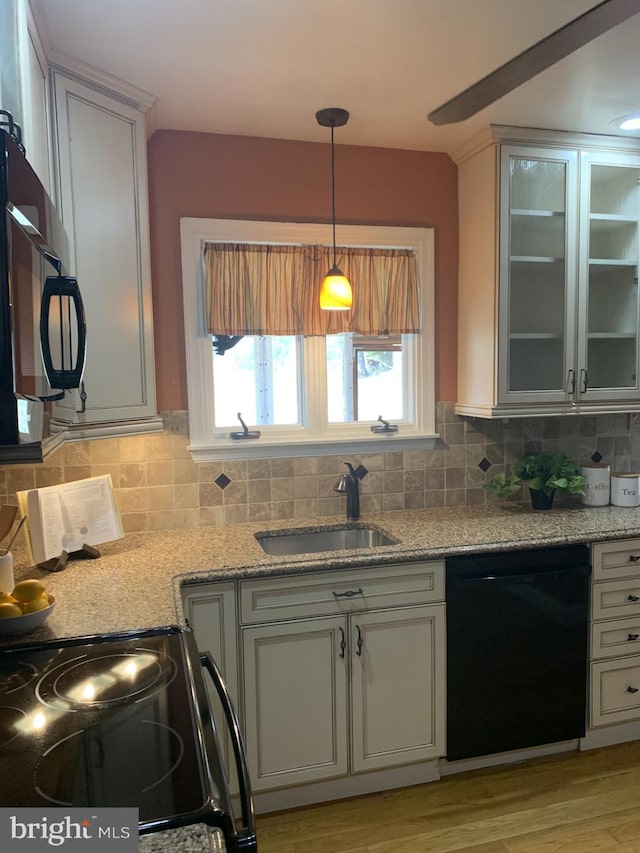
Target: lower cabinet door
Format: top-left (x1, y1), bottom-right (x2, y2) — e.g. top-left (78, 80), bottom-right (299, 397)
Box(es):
top-left (350, 604), bottom-right (446, 772)
top-left (242, 616), bottom-right (348, 791)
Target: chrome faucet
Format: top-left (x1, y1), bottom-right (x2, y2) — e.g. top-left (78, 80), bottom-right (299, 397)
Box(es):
top-left (333, 462), bottom-right (360, 521)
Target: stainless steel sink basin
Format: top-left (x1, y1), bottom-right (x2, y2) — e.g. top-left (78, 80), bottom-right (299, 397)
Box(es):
top-left (256, 525), bottom-right (396, 556)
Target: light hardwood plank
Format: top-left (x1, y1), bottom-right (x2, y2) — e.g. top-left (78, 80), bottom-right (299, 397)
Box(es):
top-left (255, 742), bottom-right (640, 853)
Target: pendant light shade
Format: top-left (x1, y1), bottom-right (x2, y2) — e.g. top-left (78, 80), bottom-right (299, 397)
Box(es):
top-left (316, 107), bottom-right (352, 311)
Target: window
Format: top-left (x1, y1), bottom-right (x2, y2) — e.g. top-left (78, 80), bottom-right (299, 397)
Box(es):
top-left (181, 219), bottom-right (436, 460)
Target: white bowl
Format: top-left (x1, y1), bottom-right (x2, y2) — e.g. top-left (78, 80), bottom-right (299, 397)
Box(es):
top-left (0, 594), bottom-right (56, 636)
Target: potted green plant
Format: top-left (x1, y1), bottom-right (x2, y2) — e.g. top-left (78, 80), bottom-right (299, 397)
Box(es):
top-left (484, 452), bottom-right (585, 510)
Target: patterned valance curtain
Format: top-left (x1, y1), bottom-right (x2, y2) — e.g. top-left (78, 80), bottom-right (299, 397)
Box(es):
top-left (203, 242), bottom-right (421, 337)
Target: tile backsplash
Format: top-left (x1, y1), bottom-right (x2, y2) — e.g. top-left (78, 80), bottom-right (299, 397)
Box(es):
top-left (1, 404), bottom-right (640, 533)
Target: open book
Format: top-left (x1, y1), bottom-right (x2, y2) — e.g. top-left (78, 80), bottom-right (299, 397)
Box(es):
top-left (17, 475), bottom-right (123, 565)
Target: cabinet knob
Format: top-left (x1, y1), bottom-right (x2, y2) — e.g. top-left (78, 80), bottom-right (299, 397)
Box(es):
top-left (629, 555), bottom-right (640, 562)
top-left (628, 633), bottom-right (640, 641)
top-left (626, 686), bottom-right (639, 694)
top-left (627, 594), bottom-right (640, 602)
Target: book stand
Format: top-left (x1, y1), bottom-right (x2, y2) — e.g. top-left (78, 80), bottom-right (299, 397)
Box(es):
top-left (38, 544), bottom-right (101, 572)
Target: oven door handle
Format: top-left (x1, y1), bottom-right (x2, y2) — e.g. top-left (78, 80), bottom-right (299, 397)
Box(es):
top-left (200, 651), bottom-right (257, 852)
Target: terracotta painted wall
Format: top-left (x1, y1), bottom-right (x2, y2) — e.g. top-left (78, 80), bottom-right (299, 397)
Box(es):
top-left (147, 131), bottom-right (458, 411)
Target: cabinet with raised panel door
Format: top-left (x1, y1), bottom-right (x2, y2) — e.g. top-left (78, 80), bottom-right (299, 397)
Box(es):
top-left (49, 68), bottom-right (160, 434)
top-left (590, 539), bottom-right (640, 728)
top-left (455, 126), bottom-right (640, 419)
top-left (239, 561), bottom-right (446, 793)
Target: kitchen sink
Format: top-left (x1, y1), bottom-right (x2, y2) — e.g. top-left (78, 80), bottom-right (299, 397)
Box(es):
top-left (256, 525), bottom-right (396, 556)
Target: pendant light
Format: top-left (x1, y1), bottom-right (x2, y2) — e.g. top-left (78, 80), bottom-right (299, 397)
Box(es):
top-left (316, 107), bottom-right (352, 310)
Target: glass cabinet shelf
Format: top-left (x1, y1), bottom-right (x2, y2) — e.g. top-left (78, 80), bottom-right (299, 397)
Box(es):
top-left (510, 333), bottom-right (562, 340)
top-left (511, 256), bottom-right (564, 264)
top-left (588, 259), bottom-right (637, 269)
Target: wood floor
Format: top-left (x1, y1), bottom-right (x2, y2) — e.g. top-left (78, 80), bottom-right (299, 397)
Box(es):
top-left (255, 741), bottom-right (640, 852)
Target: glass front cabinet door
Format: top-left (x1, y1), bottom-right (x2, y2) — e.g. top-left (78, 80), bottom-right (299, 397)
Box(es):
top-left (499, 146), bottom-right (578, 404)
top-left (578, 153), bottom-right (640, 402)
top-left (499, 144), bottom-right (640, 407)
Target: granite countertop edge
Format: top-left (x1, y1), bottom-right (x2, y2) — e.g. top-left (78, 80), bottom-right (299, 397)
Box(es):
top-left (5, 502), bottom-right (640, 645)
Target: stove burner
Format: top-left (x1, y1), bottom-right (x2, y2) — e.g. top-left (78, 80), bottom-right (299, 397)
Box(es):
top-left (0, 661), bottom-right (39, 696)
top-left (0, 706), bottom-right (27, 749)
top-left (35, 649), bottom-right (177, 710)
top-left (34, 721), bottom-right (185, 807)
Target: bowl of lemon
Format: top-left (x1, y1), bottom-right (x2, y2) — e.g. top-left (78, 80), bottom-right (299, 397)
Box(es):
top-left (0, 579), bottom-right (55, 635)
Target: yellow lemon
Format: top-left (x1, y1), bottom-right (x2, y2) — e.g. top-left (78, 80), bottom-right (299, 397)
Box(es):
top-left (0, 591), bottom-right (18, 604)
top-left (20, 594), bottom-right (51, 614)
top-left (12, 579), bottom-right (45, 603)
top-left (0, 602), bottom-right (23, 619)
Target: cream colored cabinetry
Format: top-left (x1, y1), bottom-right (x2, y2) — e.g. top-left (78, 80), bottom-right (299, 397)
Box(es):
top-left (590, 540), bottom-right (640, 728)
top-left (239, 562), bottom-right (446, 792)
top-left (455, 126), bottom-right (640, 419)
top-left (49, 68), bottom-right (160, 434)
top-left (182, 581), bottom-right (239, 793)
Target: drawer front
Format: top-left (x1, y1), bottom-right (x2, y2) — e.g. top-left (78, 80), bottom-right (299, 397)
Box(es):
top-left (591, 616), bottom-right (640, 660)
top-left (592, 539), bottom-right (640, 581)
top-left (591, 656), bottom-right (640, 727)
top-left (592, 578), bottom-right (640, 621)
top-left (240, 561), bottom-right (445, 624)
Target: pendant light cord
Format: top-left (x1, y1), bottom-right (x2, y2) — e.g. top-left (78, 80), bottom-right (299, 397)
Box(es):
top-left (330, 122), bottom-right (337, 268)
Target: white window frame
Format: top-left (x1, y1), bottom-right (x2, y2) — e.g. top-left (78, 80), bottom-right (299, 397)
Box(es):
top-left (180, 218), bottom-right (437, 461)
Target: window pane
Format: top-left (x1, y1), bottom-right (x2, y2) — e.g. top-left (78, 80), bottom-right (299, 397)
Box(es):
top-left (213, 336), bottom-right (299, 427)
top-left (326, 334), bottom-right (404, 423)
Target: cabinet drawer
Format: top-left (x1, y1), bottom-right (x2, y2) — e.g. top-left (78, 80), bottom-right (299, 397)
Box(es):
top-left (591, 656), bottom-right (640, 727)
top-left (592, 539), bottom-right (640, 581)
top-left (240, 561), bottom-right (445, 624)
top-left (591, 578), bottom-right (640, 621)
top-left (591, 616), bottom-right (640, 660)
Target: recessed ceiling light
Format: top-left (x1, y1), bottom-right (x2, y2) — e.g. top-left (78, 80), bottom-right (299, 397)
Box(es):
top-left (614, 115), bottom-right (640, 131)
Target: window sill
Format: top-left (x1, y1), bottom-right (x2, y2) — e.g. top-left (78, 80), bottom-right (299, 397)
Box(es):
top-left (187, 433), bottom-right (439, 462)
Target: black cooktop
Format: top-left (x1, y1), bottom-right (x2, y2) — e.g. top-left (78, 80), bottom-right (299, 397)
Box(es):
top-left (0, 626), bottom-right (232, 834)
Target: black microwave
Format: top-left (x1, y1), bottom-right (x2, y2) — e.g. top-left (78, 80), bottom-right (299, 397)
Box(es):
top-left (0, 116), bottom-right (86, 461)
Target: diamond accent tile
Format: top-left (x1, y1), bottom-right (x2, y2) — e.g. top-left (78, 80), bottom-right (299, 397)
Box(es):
top-left (591, 450), bottom-right (603, 463)
top-left (478, 457), bottom-right (492, 473)
top-left (215, 473), bottom-right (231, 489)
top-left (355, 465), bottom-right (368, 480)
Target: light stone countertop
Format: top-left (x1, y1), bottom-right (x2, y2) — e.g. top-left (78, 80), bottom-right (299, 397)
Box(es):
top-left (6, 501), bottom-right (640, 645)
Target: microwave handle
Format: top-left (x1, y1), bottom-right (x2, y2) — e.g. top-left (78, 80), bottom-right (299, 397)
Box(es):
top-left (200, 651), bottom-right (257, 852)
top-left (40, 275), bottom-right (87, 390)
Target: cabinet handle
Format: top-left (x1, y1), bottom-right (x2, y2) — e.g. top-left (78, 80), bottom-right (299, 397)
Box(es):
top-left (627, 594), bottom-right (640, 602)
top-left (579, 368), bottom-right (589, 393)
top-left (338, 626), bottom-right (346, 659)
top-left (567, 369), bottom-right (576, 395)
top-left (355, 624), bottom-right (363, 657)
top-left (628, 634), bottom-right (640, 641)
top-left (333, 588), bottom-right (363, 600)
top-left (629, 555), bottom-right (640, 562)
top-left (626, 686), bottom-right (639, 694)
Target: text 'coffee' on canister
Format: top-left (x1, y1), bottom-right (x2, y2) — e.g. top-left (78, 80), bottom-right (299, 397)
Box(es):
top-left (611, 473), bottom-right (640, 507)
top-left (581, 462), bottom-right (610, 506)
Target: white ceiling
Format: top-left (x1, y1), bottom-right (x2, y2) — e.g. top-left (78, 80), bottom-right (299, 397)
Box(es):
top-left (32, 0), bottom-right (640, 155)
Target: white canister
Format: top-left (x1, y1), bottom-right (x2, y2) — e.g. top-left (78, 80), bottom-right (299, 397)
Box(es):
top-left (0, 550), bottom-right (14, 593)
top-left (581, 462), bottom-right (610, 506)
top-left (610, 472), bottom-right (640, 507)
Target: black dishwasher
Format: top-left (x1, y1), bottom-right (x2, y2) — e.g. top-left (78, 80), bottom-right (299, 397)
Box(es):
top-left (446, 545), bottom-right (590, 762)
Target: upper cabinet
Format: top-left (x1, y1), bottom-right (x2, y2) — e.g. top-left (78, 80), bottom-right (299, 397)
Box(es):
top-left (456, 127), bottom-right (640, 418)
top-left (49, 67), bottom-right (161, 435)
